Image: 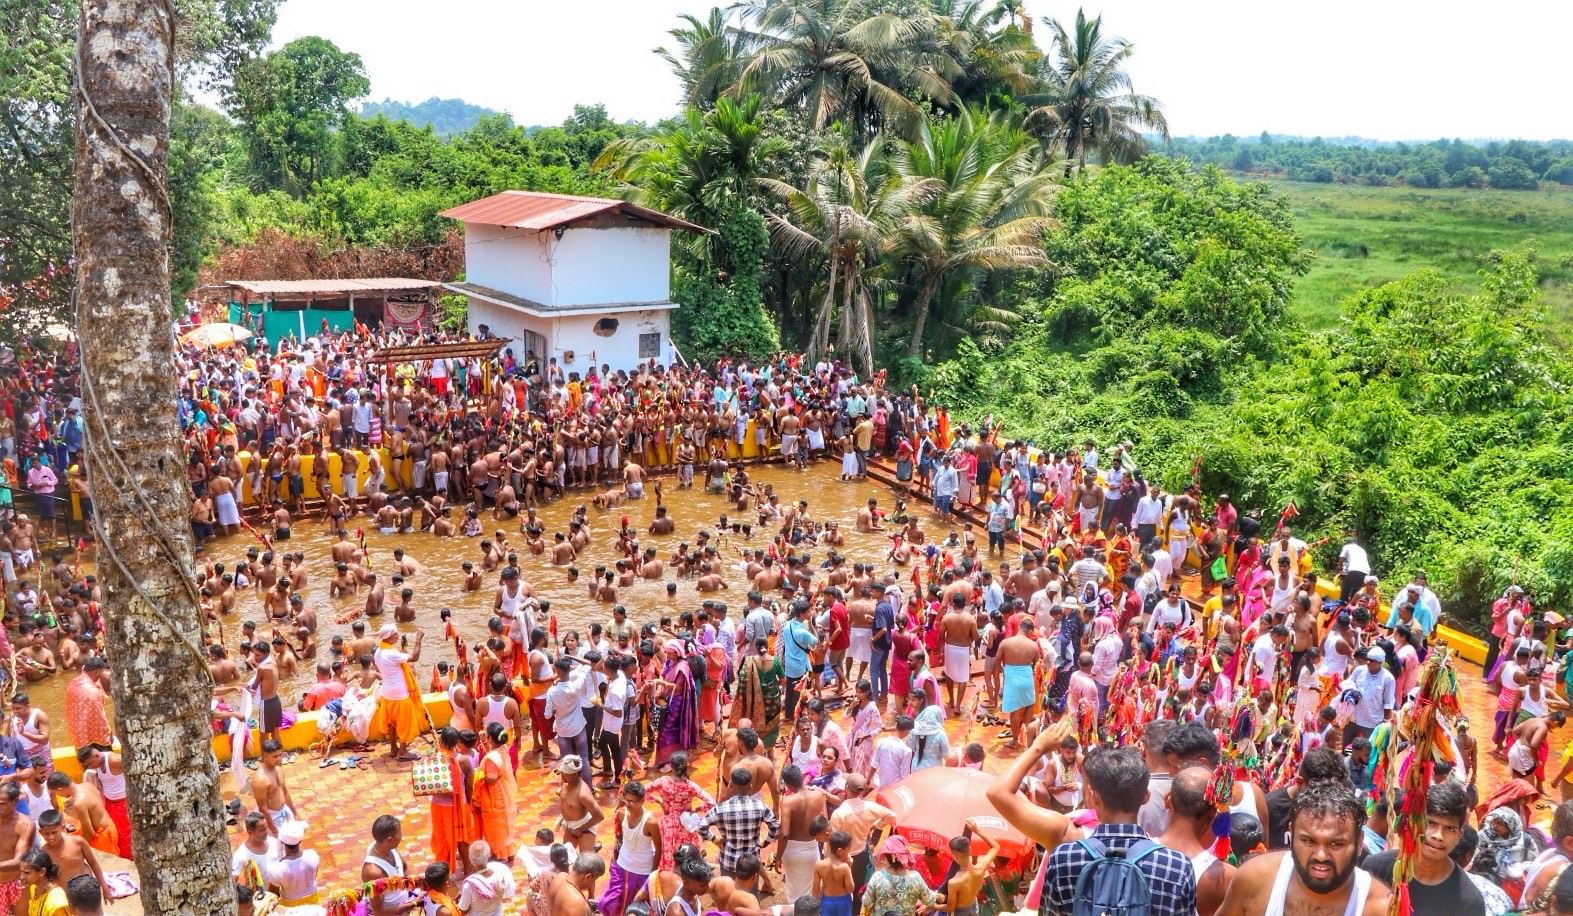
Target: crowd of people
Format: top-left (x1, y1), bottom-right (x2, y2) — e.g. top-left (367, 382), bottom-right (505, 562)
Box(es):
top-left (0, 321), bottom-right (1570, 916)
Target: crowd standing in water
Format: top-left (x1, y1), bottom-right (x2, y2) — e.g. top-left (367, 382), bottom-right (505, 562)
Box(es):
top-left (0, 320), bottom-right (1572, 916)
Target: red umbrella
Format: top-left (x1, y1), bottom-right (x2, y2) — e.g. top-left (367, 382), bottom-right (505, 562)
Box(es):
top-left (876, 766), bottom-right (1033, 859)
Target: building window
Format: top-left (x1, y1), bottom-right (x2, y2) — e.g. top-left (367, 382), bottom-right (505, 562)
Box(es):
top-left (639, 331), bottom-right (661, 359)
top-left (593, 317), bottom-right (619, 337)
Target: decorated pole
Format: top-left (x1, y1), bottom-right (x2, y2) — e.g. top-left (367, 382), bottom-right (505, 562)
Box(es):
top-left (1385, 646), bottom-right (1461, 916)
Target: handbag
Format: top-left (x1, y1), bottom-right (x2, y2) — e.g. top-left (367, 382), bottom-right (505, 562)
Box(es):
top-left (410, 755), bottom-right (453, 797)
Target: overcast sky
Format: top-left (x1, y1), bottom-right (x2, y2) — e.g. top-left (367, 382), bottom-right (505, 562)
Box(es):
top-left (269, 0), bottom-right (1569, 141)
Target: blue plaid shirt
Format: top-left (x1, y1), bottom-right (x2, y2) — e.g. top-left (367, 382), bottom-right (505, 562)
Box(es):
top-left (1042, 822), bottom-right (1197, 916)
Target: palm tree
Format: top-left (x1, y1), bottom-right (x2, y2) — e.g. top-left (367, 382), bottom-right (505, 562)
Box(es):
top-left (759, 135), bottom-right (915, 375)
top-left (731, 0), bottom-right (959, 141)
top-left (1024, 8), bottom-right (1168, 174)
top-left (885, 108), bottom-right (1058, 357)
top-left (656, 8), bottom-right (743, 111)
top-left (596, 94), bottom-right (790, 260)
top-left (934, 0), bottom-right (1040, 107)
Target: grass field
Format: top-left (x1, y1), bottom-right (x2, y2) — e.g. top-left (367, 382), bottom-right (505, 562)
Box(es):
top-left (1267, 180), bottom-right (1573, 339)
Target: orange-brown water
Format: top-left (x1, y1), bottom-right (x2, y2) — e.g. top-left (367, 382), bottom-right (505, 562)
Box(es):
top-left (25, 463), bottom-right (971, 724)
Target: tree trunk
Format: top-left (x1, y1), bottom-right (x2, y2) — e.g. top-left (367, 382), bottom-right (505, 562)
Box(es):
top-left (811, 213), bottom-right (841, 360)
top-left (906, 275), bottom-right (938, 358)
top-left (74, 1), bottom-right (234, 913)
top-left (850, 283), bottom-right (875, 378)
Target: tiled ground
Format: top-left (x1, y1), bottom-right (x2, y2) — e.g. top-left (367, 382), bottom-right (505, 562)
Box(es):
top-left (234, 655), bottom-right (1556, 909)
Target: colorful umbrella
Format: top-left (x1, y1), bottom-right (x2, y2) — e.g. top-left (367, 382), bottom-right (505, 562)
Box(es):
top-left (182, 322), bottom-right (253, 348)
top-left (876, 766), bottom-right (1033, 859)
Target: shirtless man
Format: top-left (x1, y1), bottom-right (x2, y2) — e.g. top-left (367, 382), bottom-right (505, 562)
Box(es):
top-left (250, 739), bottom-right (296, 835)
top-left (1157, 767), bottom-right (1236, 916)
top-left (551, 533), bottom-right (576, 567)
top-left (940, 594), bottom-right (979, 715)
top-left (1513, 712), bottom-right (1568, 791)
top-left (362, 573), bottom-right (387, 618)
top-left (208, 645), bottom-right (239, 688)
top-left (845, 587), bottom-right (875, 685)
top-left (774, 765), bottom-right (829, 902)
top-left (0, 782), bottom-right (35, 912)
top-left (623, 460), bottom-right (646, 499)
top-left (1215, 780), bottom-right (1388, 916)
top-left (37, 809), bottom-right (106, 893)
top-left (997, 620), bottom-right (1042, 748)
top-left (46, 772), bottom-right (114, 857)
top-left (855, 499), bottom-right (884, 533)
top-left (391, 549), bottom-right (422, 578)
top-left (695, 564), bottom-right (727, 593)
top-left (638, 548), bottom-right (664, 580)
top-left (347, 622), bottom-right (376, 663)
top-left (938, 820), bottom-right (1001, 916)
top-left (648, 506), bottom-right (675, 536)
top-left (555, 756), bottom-right (604, 853)
top-left (1074, 470), bottom-right (1104, 534)
top-left (725, 728), bottom-right (779, 810)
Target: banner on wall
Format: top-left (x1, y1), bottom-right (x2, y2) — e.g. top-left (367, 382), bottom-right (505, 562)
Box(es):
top-left (384, 300), bottom-right (430, 327)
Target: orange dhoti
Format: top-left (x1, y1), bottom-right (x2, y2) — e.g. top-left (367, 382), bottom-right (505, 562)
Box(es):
top-left (429, 799), bottom-right (475, 871)
top-left (87, 822), bottom-right (118, 857)
top-left (372, 695), bottom-right (423, 745)
top-left (473, 749), bottom-right (517, 860)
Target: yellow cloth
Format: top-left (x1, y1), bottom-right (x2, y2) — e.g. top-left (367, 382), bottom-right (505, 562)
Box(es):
top-left (472, 748), bottom-right (517, 859)
top-left (279, 892), bottom-right (320, 907)
top-left (27, 885), bottom-right (68, 916)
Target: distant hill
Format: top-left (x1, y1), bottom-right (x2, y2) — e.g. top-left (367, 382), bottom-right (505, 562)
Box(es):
top-left (359, 97), bottom-right (506, 135)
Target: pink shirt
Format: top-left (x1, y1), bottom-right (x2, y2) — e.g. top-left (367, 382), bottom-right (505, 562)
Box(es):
top-left (1067, 670), bottom-right (1100, 717)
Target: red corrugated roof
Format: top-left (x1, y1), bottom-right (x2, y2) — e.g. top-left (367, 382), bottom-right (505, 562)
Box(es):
top-left (439, 191), bottom-right (708, 233)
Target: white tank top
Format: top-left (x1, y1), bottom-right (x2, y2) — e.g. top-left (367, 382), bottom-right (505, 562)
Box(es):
top-left (1263, 849), bottom-right (1370, 916)
top-left (96, 760), bottom-right (126, 801)
top-left (617, 809), bottom-right (658, 874)
top-left (1319, 632), bottom-right (1350, 678)
top-left (364, 846), bottom-right (409, 907)
top-left (1175, 664), bottom-right (1202, 691)
top-left (1523, 683), bottom-right (1551, 717)
top-left (481, 695), bottom-right (512, 729)
top-left (1228, 784), bottom-right (1258, 817)
top-left (1189, 849), bottom-right (1217, 884)
top-left (11, 709), bottom-right (44, 756)
top-left (499, 584), bottom-right (523, 633)
top-left (22, 782), bottom-right (53, 822)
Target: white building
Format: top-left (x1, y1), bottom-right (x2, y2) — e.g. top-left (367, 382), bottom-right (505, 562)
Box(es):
top-left (440, 191), bottom-right (707, 374)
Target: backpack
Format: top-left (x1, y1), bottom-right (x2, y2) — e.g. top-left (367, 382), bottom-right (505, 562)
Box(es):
top-left (1141, 588), bottom-right (1162, 617)
top-left (1064, 837), bottom-right (1161, 916)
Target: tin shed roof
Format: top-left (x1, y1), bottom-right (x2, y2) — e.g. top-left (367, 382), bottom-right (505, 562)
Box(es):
top-left (439, 191), bottom-right (708, 234)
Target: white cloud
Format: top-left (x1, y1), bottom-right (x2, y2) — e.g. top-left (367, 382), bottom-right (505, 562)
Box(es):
top-left (267, 0), bottom-right (1571, 140)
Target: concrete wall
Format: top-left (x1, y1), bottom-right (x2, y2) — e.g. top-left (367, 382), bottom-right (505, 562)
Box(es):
top-left (550, 227), bottom-right (670, 306)
top-left (465, 296), bottom-right (552, 352)
top-left (462, 224), bottom-right (554, 304)
top-left (551, 309), bottom-right (670, 374)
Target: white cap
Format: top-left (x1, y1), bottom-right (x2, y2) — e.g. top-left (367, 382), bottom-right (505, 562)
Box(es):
top-left (379, 624), bottom-right (398, 641)
top-left (1366, 647), bottom-right (1386, 662)
top-left (277, 820), bottom-right (307, 845)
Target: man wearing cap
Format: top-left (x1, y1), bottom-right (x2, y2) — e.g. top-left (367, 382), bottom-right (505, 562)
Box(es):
top-left (1386, 573), bottom-right (1440, 637)
top-left (555, 755), bottom-right (604, 853)
top-left (371, 624), bottom-right (425, 762)
top-left (1342, 647), bottom-right (1396, 745)
top-left (267, 820), bottom-right (320, 906)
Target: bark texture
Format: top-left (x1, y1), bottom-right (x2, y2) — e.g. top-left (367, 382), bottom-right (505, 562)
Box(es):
top-left (74, 0), bottom-right (233, 912)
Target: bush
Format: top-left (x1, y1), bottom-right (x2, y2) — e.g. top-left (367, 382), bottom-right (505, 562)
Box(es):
top-left (1489, 156), bottom-right (1541, 190)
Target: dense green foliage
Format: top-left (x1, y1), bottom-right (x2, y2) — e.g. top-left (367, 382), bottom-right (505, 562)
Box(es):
top-left (359, 97), bottom-right (503, 136)
top-left (673, 210), bottom-right (781, 363)
top-left (1168, 133), bottom-right (1573, 190)
top-left (1266, 180), bottom-right (1573, 338)
top-left (928, 159), bottom-right (1573, 624)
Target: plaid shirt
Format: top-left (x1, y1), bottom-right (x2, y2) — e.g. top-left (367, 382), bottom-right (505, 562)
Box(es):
top-left (1041, 823), bottom-right (1197, 916)
top-left (696, 794), bottom-right (779, 871)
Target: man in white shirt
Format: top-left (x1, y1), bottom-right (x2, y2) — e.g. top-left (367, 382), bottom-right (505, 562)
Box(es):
top-left (739, 593), bottom-right (774, 659)
top-left (1029, 582), bottom-right (1062, 633)
top-left (1132, 485), bottom-right (1164, 546)
top-left (1247, 623), bottom-right (1290, 693)
top-left (1343, 647), bottom-right (1397, 744)
top-left (931, 456), bottom-right (959, 520)
top-left (544, 656), bottom-right (595, 764)
top-left (1337, 534), bottom-right (1371, 602)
